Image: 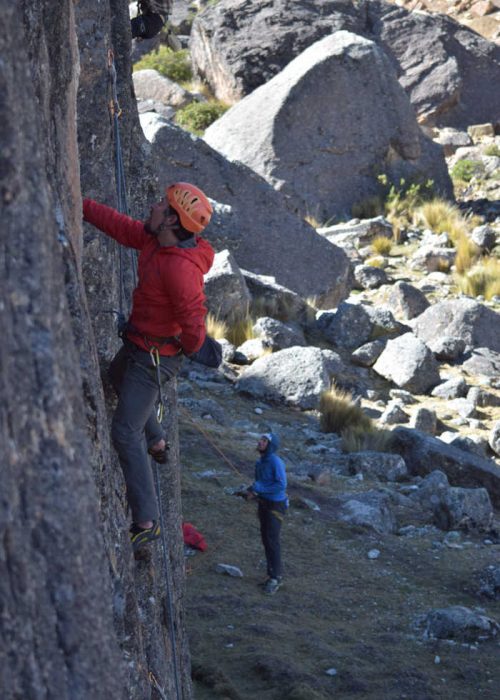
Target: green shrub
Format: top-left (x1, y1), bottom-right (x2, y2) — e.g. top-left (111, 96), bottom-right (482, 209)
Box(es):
top-left (133, 47), bottom-right (192, 83)
top-left (175, 100), bottom-right (229, 135)
top-left (376, 175), bottom-right (435, 238)
top-left (450, 159), bottom-right (484, 183)
top-left (484, 144), bottom-right (500, 157)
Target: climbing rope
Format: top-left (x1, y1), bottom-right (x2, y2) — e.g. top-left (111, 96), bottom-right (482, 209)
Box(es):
top-left (107, 48), bottom-right (182, 700)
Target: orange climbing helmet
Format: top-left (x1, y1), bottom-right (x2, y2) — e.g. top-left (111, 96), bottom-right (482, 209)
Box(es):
top-left (166, 182), bottom-right (213, 234)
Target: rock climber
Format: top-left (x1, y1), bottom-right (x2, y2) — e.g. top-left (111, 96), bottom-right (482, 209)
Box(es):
top-left (244, 433), bottom-right (288, 595)
top-left (83, 182), bottom-right (215, 550)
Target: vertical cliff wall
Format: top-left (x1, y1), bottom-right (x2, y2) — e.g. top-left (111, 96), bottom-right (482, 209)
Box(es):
top-left (1, 1), bottom-right (191, 698)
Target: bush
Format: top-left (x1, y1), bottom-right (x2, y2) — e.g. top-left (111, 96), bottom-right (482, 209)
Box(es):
top-left (451, 159), bottom-right (484, 183)
top-left (319, 385), bottom-right (372, 434)
top-left (175, 100), bottom-right (229, 135)
top-left (483, 144), bottom-right (500, 157)
top-left (456, 257), bottom-right (500, 300)
top-left (377, 175), bottom-right (434, 237)
top-left (133, 47), bottom-right (192, 83)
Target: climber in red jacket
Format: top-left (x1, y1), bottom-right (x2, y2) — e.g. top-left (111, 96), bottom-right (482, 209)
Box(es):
top-left (83, 183), bottom-right (215, 550)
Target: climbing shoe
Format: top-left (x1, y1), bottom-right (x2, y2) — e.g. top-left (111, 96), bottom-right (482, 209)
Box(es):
top-left (129, 521), bottom-right (161, 551)
top-left (263, 578), bottom-right (282, 595)
top-left (148, 442), bottom-right (169, 464)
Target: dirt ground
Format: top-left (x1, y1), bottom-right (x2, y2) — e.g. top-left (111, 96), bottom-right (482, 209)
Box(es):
top-left (178, 384), bottom-right (500, 700)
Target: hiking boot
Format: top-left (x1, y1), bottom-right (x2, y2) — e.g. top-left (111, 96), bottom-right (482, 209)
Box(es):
top-left (263, 578), bottom-right (282, 595)
top-left (129, 521), bottom-right (161, 551)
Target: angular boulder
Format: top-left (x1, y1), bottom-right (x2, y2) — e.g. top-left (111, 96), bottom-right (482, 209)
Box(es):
top-left (390, 427), bottom-right (500, 507)
top-left (191, 0), bottom-right (500, 128)
top-left (204, 31), bottom-right (452, 221)
top-left (139, 114), bottom-right (352, 306)
top-left (204, 249), bottom-right (251, 321)
top-left (412, 299), bottom-right (500, 354)
top-left (373, 333), bottom-right (441, 394)
top-left (236, 346), bottom-right (345, 409)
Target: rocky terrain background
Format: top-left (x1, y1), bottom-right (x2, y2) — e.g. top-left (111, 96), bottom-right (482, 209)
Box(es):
top-left (2, 0), bottom-right (499, 699)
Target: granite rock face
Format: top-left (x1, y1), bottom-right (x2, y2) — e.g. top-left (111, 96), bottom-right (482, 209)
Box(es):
top-left (1, 1), bottom-right (191, 698)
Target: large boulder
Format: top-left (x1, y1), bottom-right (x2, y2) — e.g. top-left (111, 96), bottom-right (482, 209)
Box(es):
top-left (204, 249), bottom-right (251, 321)
top-left (139, 114), bottom-right (352, 306)
top-left (132, 69), bottom-right (194, 108)
top-left (372, 333), bottom-right (441, 394)
top-left (191, 0), bottom-right (500, 128)
top-left (390, 428), bottom-right (500, 508)
top-left (412, 299), bottom-right (500, 354)
top-left (204, 31), bottom-right (452, 221)
top-left (236, 346), bottom-right (346, 409)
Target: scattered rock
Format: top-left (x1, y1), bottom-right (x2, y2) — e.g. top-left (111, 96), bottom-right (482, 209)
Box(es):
top-left (380, 402), bottom-right (410, 425)
top-left (431, 377), bottom-right (468, 399)
top-left (353, 264), bottom-right (389, 290)
top-left (351, 339), bottom-right (386, 367)
top-left (204, 249), bottom-right (252, 321)
top-left (215, 564), bottom-right (244, 577)
top-left (252, 317), bottom-right (306, 351)
top-left (236, 346), bottom-right (345, 409)
top-left (410, 408), bottom-right (437, 435)
top-left (345, 452), bottom-right (408, 482)
top-left (462, 348), bottom-right (500, 379)
top-left (387, 281), bottom-right (430, 320)
top-left (421, 606), bottom-right (499, 642)
top-left (336, 491), bottom-right (397, 534)
top-left (413, 299), bottom-right (500, 354)
top-left (470, 224), bottom-right (497, 252)
top-left (432, 486), bottom-right (493, 530)
top-left (426, 335), bottom-right (466, 361)
top-left (489, 421), bottom-right (500, 456)
top-left (373, 333), bottom-right (441, 394)
top-left (133, 69), bottom-right (194, 109)
top-left (478, 565), bottom-right (500, 600)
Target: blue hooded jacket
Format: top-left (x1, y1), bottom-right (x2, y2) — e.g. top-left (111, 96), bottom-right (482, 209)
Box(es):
top-left (251, 433), bottom-right (287, 502)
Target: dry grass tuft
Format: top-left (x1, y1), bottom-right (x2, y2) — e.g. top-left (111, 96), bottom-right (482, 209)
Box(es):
top-left (454, 234), bottom-right (481, 274)
top-left (319, 385), bottom-right (372, 434)
top-left (225, 314), bottom-right (256, 347)
top-left (206, 313), bottom-right (228, 340)
top-left (414, 199), bottom-right (468, 240)
top-left (456, 257), bottom-right (500, 300)
top-left (371, 235), bottom-right (392, 256)
top-left (340, 424), bottom-right (392, 453)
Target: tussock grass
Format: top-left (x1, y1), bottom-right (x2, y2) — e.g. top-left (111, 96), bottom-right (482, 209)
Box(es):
top-left (456, 257), bottom-right (500, 300)
top-left (454, 235), bottom-right (480, 274)
top-left (414, 198), bottom-right (482, 273)
top-left (341, 424), bottom-right (392, 453)
top-left (365, 256), bottom-right (385, 268)
top-left (484, 144), bottom-right (500, 157)
top-left (225, 314), bottom-right (256, 347)
top-left (250, 295), bottom-right (297, 323)
top-left (206, 313), bottom-right (228, 340)
top-left (371, 235), bottom-right (392, 256)
top-left (319, 385), bottom-right (372, 434)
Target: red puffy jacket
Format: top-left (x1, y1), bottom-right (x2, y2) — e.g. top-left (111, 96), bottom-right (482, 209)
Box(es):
top-left (83, 199), bottom-right (214, 356)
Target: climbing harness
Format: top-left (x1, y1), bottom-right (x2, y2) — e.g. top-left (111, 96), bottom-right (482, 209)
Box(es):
top-left (108, 48), bottom-right (182, 700)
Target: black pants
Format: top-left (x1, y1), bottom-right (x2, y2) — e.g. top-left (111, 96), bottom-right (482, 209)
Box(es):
top-left (108, 340), bottom-right (183, 523)
top-left (258, 498), bottom-right (287, 580)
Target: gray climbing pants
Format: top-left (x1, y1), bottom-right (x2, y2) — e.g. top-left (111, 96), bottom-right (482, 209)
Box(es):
top-left (108, 340), bottom-right (183, 523)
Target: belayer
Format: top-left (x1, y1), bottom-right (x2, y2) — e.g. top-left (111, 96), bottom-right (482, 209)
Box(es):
top-left (83, 183), bottom-right (220, 550)
top-left (242, 433), bottom-right (288, 595)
